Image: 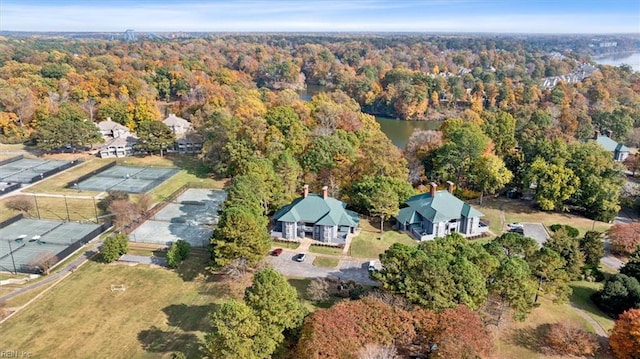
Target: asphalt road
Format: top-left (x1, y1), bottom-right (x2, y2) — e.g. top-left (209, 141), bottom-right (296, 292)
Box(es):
top-left (522, 223), bottom-right (549, 246)
top-left (267, 251), bottom-right (378, 285)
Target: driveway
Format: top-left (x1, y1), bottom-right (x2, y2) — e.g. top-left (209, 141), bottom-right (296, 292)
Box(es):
top-left (267, 251), bottom-right (378, 285)
top-left (522, 223), bottom-right (549, 246)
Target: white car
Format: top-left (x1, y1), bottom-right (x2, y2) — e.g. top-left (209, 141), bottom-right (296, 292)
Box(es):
top-left (508, 222), bottom-right (524, 229)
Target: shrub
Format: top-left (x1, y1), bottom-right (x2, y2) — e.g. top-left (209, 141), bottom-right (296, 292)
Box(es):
top-left (5, 196), bottom-right (34, 213)
top-left (306, 278), bottom-right (330, 302)
top-left (592, 273), bottom-right (640, 316)
top-left (166, 240), bottom-right (191, 268)
top-left (100, 233), bottom-right (129, 263)
top-left (549, 224), bottom-right (579, 238)
top-left (539, 323), bottom-right (599, 356)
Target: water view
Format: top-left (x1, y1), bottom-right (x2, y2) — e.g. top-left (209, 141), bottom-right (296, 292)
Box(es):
top-left (593, 52), bottom-right (640, 72)
top-left (374, 116), bottom-right (441, 149)
top-left (297, 85), bottom-right (441, 148)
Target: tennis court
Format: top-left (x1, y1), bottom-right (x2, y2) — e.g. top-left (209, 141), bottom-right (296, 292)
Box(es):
top-left (73, 165), bottom-right (178, 193)
top-left (130, 189), bottom-right (226, 247)
top-left (0, 157), bottom-right (78, 184)
top-left (0, 218), bottom-right (105, 273)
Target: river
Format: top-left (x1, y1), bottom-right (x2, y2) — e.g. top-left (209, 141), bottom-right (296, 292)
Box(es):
top-left (593, 52), bottom-right (640, 72)
top-left (297, 85), bottom-right (441, 148)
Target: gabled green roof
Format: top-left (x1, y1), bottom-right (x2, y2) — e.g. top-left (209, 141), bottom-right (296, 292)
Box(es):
top-left (397, 190), bottom-right (483, 224)
top-left (594, 136), bottom-right (630, 153)
top-left (273, 194), bottom-right (359, 227)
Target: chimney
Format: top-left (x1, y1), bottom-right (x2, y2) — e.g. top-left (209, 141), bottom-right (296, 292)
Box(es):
top-left (322, 186), bottom-right (328, 199)
top-left (446, 181), bottom-right (454, 194)
top-left (594, 130), bottom-right (599, 139)
top-left (429, 182), bottom-right (437, 197)
top-left (303, 184), bottom-right (309, 198)
top-left (606, 130), bottom-right (613, 138)
top-left (107, 117), bottom-right (112, 122)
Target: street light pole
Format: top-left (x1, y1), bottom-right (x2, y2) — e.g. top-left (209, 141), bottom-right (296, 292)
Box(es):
top-left (33, 192), bottom-right (41, 219)
top-left (64, 195), bottom-right (70, 221)
top-left (7, 240), bottom-right (17, 274)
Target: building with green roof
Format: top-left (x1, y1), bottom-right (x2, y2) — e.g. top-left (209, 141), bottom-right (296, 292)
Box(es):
top-left (396, 182), bottom-right (488, 241)
top-left (591, 130), bottom-right (630, 162)
top-left (272, 185), bottom-right (360, 243)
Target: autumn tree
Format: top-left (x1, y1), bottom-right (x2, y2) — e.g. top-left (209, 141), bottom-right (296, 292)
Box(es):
top-left (609, 223), bottom-right (640, 255)
top-left (296, 297), bottom-right (416, 359)
top-left (429, 305), bottom-right (493, 359)
top-left (539, 323), bottom-right (600, 357)
top-left (609, 308), bottom-right (640, 359)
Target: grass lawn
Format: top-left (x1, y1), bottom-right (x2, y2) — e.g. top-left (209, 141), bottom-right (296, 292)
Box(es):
top-left (492, 296), bottom-right (610, 359)
top-left (349, 220), bottom-right (417, 259)
top-left (570, 280), bottom-right (615, 332)
top-left (309, 245), bottom-right (343, 256)
top-left (1, 254), bottom-right (243, 358)
top-left (473, 204), bottom-right (504, 235)
top-left (476, 197), bottom-right (612, 236)
top-left (312, 257), bottom-right (340, 268)
top-left (272, 241), bottom-right (301, 250)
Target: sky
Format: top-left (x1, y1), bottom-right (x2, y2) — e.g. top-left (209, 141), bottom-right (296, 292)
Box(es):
top-left (0, 0), bottom-right (638, 34)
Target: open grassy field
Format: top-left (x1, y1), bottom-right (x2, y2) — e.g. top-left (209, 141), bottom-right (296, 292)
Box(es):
top-left (474, 197), bottom-right (612, 236)
top-left (349, 220), bottom-right (417, 259)
top-left (1, 252), bottom-right (244, 358)
top-left (492, 296), bottom-right (612, 359)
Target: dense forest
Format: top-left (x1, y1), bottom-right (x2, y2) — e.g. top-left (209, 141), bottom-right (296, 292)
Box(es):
top-left (0, 34), bottom-right (638, 224)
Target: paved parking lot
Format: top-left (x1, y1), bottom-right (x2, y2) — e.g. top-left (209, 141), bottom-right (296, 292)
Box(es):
top-left (267, 251), bottom-right (378, 285)
top-left (522, 223), bottom-right (550, 245)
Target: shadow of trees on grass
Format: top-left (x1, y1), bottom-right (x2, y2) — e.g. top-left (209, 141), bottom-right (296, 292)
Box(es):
top-left (138, 326), bottom-right (201, 356)
top-left (163, 303), bottom-right (216, 332)
top-left (138, 303), bottom-right (218, 357)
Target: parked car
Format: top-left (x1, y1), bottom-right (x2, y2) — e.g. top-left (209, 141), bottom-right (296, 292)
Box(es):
top-left (368, 260), bottom-right (376, 271)
top-left (508, 222), bottom-right (524, 229)
top-left (271, 248), bottom-right (283, 256)
top-left (294, 253), bottom-right (306, 262)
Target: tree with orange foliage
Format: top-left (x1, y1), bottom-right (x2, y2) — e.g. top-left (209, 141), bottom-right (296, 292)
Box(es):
top-left (609, 223), bottom-right (640, 255)
top-left (296, 297), bottom-right (415, 359)
top-left (610, 308), bottom-right (640, 359)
